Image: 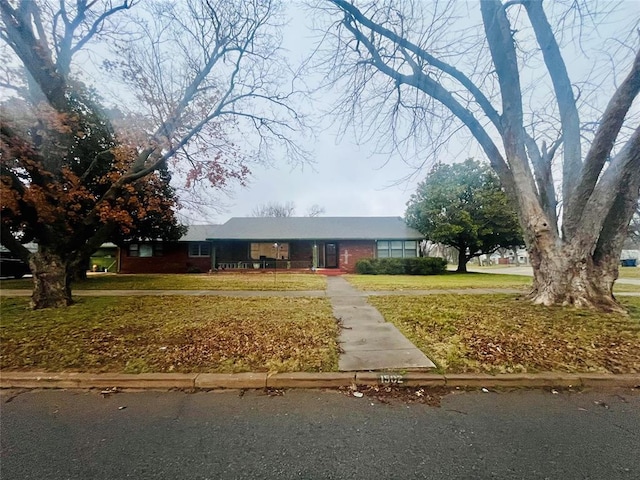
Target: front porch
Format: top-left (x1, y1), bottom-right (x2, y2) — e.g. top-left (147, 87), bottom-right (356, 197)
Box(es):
top-left (210, 239), bottom-right (375, 273)
top-left (212, 240), bottom-right (342, 271)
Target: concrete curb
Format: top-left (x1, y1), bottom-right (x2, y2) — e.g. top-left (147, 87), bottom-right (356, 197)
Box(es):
top-left (1, 371), bottom-right (639, 390)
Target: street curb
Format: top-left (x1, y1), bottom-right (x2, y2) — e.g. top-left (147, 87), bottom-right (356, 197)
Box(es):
top-left (443, 373), bottom-right (583, 388)
top-left (1, 371), bottom-right (639, 390)
top-left (0, 372), bottom-right (198, 389)
top-left (196, 373), bottom-right (267, 389)
top-left (267, 372), bottom-right (355, 388)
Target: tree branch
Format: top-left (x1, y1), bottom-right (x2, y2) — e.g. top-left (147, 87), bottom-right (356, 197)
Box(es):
top-left (523, 0), bottom-right (581, 213)
top-left (329, 0), bottom-right (503, 132)
top-left (523, 133), bottom-right (557, 227)
top-left (573, 125), bottom-right (640, 252)
top-left (563, 45), bottom-right (640, 237)
top-left (339, 14), bottom-right (515, 198)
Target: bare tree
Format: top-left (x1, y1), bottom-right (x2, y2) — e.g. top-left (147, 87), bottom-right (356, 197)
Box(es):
top-left (306, 204), bottom-right (326, 217)
top-left (315, 0), bottom-right (640, 312)
top-left (251, 201), bottom-right (297, 217)
top-left (0, 0), bottom-right (307, 308)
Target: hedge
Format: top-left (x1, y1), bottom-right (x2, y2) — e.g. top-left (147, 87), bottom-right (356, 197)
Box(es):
top-left (355, 257), bottom-right (447, 275)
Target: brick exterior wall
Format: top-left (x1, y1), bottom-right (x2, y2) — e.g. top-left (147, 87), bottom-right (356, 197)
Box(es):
top-left (337, 240), bottom-right (375, 273)
top-left (119, 242), bottom-right (212, 274)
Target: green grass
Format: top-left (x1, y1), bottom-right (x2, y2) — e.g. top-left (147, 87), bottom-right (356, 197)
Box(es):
top-left (614, 283), bottom-right (640, 293)
top-left (618, 267), bottom-right (640, 279)
top-left (0, 296), bottom-right (339, 374)
top-left (345, 272), bottom-right (532, 290)
top-left (369, 295), bottom-right (640, 374)
top-left (0, 273), bottom-right (327, 291)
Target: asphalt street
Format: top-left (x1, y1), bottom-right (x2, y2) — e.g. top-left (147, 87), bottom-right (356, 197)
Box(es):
top-left (1, 388), bottom-right (638, 479)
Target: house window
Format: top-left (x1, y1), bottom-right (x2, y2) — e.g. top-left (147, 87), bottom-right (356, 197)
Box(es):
top-left (377, 241), bottom-right (390, 258)
top-left (250, 242), bottom-right (289, 260)
top-left (391, 241), bottom-right (404, 258)
top-left (128, 243), bottom-right (162, 257)
top-left (376, 240), bottom-right (417, 258)
top-left (189, 242), bottom-right (211, 257)
top-left (404, 241), bottom-right (417, 257)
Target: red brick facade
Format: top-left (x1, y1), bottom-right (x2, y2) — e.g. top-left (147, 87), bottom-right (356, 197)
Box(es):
top-left (336, 240), bottom-right (375, 273)
top-left (118, 242), bottom-right (212, 274)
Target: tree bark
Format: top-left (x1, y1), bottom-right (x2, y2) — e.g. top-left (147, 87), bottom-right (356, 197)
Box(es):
top-left (28, 250), bottom-right (73, 309)
top-left (527, 240), bottom-right (623, 313)
top-left (456, 247), bottom-right (468, 273)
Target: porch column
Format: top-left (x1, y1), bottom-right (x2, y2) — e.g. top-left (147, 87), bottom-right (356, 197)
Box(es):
top-left (210, 244), bottom-right (216, 271)
top-left (312, 242), bottom-right (319, 269)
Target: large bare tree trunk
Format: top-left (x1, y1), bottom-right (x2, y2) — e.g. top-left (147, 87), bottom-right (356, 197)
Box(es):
top-left (527, 240), bottom-right (622, 313)
top-left (28, 250), bottom-right (73, 309)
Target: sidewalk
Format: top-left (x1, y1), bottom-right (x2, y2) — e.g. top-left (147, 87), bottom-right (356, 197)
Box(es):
top-left (326, 277), bottom-right (435, 371)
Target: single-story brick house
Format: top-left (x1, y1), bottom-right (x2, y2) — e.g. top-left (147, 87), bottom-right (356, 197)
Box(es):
top-left (118, 217), bottom-right (423, 274)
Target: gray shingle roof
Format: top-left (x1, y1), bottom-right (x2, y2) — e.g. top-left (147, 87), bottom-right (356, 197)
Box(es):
top-left (207, 217), bottom-right (423, 241)
top-left (180, 224), bottom-right (223, 242)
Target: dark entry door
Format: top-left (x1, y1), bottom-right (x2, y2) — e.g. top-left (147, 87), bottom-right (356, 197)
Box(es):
top-left (325, 243), bottom-right (338, 268)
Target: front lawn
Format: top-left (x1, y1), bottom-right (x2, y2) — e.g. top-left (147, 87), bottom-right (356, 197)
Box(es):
top-left (0, 296), bottom-right (339, 373)
top-left (345, 272), bottom-right (532, 290)
top-left (369, 295), bottom-right (640, 374)
top-left (0, 273), bottom-right (327, 291)
top-left (618, 267), bottom-right (640, 279)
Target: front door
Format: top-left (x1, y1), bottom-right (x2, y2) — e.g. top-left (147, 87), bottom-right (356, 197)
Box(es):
top-left (325, 243), bottom-right (338, 268)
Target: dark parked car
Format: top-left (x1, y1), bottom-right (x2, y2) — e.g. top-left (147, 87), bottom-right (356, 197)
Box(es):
top-left (0, 251), bottom-right (31, 279)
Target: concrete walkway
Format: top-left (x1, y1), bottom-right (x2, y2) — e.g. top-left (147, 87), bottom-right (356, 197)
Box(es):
top-left (326, 277), bottom-right (435, 372)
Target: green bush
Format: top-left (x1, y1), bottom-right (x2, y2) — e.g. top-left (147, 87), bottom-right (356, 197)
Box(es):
top-left (377, 258), bottom-right (405, 275)
top-left (404, 257), bottom-right (448, 275)
top-left (355, 258), bottom-right (376, 274)
top-left (355, 257), bottom-right (447, 275)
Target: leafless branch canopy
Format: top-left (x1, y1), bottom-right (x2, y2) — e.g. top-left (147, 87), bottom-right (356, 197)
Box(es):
top-left (314, 0), bottom-right (639, 248)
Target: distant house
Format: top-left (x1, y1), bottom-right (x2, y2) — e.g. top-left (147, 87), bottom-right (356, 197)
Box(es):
top-left (118, 217), bottom-right (423, 274)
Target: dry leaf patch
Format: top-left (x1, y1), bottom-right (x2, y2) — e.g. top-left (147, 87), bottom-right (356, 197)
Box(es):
top-left (369, 295), bottom-right (640, 374)
top-left (0, 296), bottom-right (339, 373)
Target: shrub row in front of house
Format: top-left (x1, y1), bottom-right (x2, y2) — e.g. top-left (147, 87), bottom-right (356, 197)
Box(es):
top-left (355, 257), bottom-right (447, 275)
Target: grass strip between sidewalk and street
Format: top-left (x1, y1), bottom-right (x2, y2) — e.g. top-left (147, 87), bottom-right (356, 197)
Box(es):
top-left (369, 294), bottom-right (640, 375)
top-left (0, 273), bottom-right (327, 291)
top-left (0, 296), bottom-right (339, 374)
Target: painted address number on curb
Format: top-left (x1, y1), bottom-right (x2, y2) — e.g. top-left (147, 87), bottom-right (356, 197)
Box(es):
top-left (378, 374), bottom-right (404, 385)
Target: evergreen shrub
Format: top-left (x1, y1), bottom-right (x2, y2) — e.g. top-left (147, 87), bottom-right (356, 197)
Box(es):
top-left (355, 257), bottom-right (447, 275)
